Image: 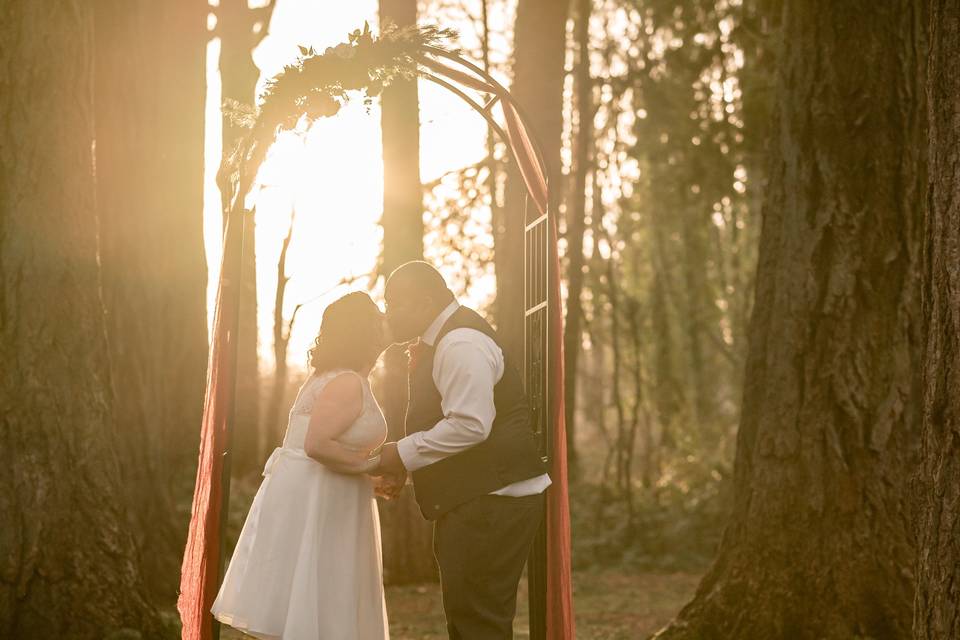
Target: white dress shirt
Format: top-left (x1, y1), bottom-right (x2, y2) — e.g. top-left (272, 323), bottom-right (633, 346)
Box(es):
top-left (397, 301), bottom-right (552, 497)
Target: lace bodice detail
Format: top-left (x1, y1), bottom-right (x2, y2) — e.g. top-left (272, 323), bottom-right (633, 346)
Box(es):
top-left (282, 369), bottom-right (387, 452)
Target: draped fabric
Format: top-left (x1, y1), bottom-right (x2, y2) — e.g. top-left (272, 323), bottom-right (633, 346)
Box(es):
top-left (178, 211), bottom-right (244, 640)
top-left (179, 49), bottom-right (574, 640)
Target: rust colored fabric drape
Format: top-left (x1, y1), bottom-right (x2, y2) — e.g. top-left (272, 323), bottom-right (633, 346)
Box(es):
top-left (178, 211), bottom-right (243, 640)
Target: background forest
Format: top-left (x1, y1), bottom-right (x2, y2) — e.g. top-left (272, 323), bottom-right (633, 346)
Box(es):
top-left (2, 1), bottom-right (958, 639)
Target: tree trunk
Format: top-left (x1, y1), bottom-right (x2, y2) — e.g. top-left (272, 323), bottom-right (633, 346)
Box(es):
top-left (679, 210), bottom-right (714, 432)
top-left (378, 0), bottom-right (424, 279)
top-left (496, 0), bottom-right (569, 362)
top-left (93, 0), bottom-right (208, 598)
top-left (562, 0), bottom-right (593, 475)
top-left (264, 209), bottom-right (297, 460)
top-left (376, 0), bottom-right (435, 585)
top-left (655, 2), bottom-right (925, 638)
top-left (217, 0), bottom-right (273, 474)
top-left (914, 2), bottom-right (959, 637)
top-left (0, 3), bottom-right (161, 637)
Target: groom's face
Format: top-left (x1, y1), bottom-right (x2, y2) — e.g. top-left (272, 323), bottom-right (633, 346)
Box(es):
top-left (384, 284), bottom-right (433, 344)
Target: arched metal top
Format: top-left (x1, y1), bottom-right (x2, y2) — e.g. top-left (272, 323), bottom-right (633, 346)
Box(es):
top-left (418, 45), bottom-right (551, 193)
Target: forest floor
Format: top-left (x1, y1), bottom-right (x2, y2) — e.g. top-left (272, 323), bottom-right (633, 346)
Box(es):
top-left (218, 568), bottom-right (700, 640)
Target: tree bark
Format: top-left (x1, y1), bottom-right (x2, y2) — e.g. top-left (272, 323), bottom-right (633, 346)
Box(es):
top-left (0, 3), bottom-right (162, 636)
top-left (654, 2), bottom-right (925, 638)
top-left (914, 2), bottom-right (959, 637)
top-left (376, 0), bottom-right (435, 585)
top-left (93, 0), bottom-right (209, 598)
top-left (496, 0), bottom-right (569, 362)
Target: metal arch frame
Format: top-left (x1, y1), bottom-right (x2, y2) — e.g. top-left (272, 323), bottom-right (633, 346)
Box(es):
top-left (215, 46), bottom-right (558, 640)
top-left (419, 46), bottom-right (551, 193)
top-left (416, 47), bottom-right (555, 640)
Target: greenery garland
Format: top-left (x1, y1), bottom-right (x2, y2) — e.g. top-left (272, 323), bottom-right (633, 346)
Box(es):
top-left (220, 23), bottom-right (455, 210)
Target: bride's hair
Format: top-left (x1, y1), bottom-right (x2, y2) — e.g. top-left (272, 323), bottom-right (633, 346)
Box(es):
top-left (308, 291), bottom-right (384, 374)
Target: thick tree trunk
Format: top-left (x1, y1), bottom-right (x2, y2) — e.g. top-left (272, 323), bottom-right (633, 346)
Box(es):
top-left (93, 0), bottom-right (208, 597)
top-left (0, 3), bottom-right (161, 637)
top-left (654, 2), bottom-right (925, 638)
top-left (914, 2), bottom-right (959, 637)
top-left (496, 0), bottom-right (569, 362)
top-left (376, 0), bottom-right (435, 585)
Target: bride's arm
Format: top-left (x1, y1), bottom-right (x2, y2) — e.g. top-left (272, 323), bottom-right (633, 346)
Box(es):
top-left (303, 372), bottom-right (378, 474)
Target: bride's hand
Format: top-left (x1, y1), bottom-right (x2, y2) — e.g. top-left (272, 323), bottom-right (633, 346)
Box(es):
top-left (373, 470), bottom-right (406, 499)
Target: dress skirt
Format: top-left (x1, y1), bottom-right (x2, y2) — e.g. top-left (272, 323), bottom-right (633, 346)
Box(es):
top-left (211, 446), bottom-right (389, 640)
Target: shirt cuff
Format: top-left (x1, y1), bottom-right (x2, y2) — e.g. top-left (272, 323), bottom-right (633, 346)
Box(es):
top-left (396, 435), bottom-right (426, 472)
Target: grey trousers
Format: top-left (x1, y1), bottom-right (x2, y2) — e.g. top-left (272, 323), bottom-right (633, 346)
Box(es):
top-left (433, 493), bottom-right (545, 639)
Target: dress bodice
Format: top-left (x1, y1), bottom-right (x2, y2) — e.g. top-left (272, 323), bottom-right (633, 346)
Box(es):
top-left (282, 369), bottom-right (387, 453)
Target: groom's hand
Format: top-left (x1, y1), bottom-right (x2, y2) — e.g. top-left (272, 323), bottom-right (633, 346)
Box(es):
top-left (370, 442), bottom-right (407, 500)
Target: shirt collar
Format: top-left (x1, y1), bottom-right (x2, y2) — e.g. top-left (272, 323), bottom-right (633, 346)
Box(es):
top-left (421, 300), bottom-right (460, 346)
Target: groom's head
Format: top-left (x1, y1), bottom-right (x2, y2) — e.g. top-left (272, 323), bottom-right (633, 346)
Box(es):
top-left (384, 261), bottom-right (455, 343)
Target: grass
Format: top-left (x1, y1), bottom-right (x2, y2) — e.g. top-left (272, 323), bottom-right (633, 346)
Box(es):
top-left (219, 568), bottom-right (700, 639)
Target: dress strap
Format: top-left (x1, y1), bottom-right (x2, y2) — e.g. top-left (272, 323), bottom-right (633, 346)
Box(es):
top-left (316, 368), bottom-right (364, 383)
top-left (313, 369), bottom-right (369, 406)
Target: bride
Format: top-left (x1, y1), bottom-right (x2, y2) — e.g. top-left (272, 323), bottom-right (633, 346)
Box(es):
top-left (212, 291), bottom-right (394, 640)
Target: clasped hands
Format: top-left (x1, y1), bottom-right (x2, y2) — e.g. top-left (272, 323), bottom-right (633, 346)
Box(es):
top-left (370, 442), bottom-right (407, 500)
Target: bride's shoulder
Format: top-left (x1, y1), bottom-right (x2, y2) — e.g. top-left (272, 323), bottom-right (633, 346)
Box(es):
top-left (310, 368), bottom-right (367, 396)
top-left (294, 369), bottom-right (363, 409)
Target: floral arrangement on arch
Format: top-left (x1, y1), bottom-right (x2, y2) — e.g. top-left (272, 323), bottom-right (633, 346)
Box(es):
top-left (219, 22), bottom-right (456, 209)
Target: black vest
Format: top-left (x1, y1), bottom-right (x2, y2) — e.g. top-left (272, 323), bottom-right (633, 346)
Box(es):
top-left (405, 306), bottom-right (547, 520)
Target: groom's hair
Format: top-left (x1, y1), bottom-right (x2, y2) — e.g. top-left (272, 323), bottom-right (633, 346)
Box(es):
top-left (388, 261), bottom-right (455, 303)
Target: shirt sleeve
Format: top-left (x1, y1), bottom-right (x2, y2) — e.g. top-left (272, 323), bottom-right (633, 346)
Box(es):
top-left (397, 328), bottom-right (505, 472)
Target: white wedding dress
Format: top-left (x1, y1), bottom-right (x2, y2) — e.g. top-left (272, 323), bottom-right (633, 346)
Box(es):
top-left (211, 369), bottom-right (390, 640)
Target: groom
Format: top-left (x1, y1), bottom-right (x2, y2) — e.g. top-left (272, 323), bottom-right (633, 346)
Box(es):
top-left (376, 260), bottom-right (551, 639)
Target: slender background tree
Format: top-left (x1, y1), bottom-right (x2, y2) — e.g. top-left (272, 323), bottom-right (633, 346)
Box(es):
top-left (375, 0), bottom-right (437, 585)
top-left (216, 0), bottom-right (276, 474)
top-left (496, 0), bottom-right (569, 362)
top-left (562, 0), bottom-right (595, 474)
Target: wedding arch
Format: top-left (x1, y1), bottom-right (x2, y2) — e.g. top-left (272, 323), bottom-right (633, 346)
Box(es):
top-left (178, 25), bottom-right (573, 640)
